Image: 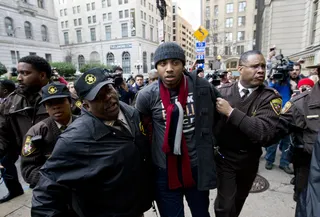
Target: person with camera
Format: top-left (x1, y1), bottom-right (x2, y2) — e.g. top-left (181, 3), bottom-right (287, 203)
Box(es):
top-left (214, 50), bottom-right (282, 217)
top-left (112, 66), bottom-right (135, 105)
top-left (0, 55), bottom-right (51, 203)
top-left (31, 68), bottom-right (153, 217)
top-left (265, 49), bottom-right (294, 174)
top-left (277, 63), bottom-right (320, 217)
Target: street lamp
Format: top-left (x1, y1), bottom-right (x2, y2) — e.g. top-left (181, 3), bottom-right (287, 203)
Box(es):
top-left (134, 60), bottom-right (143, 74)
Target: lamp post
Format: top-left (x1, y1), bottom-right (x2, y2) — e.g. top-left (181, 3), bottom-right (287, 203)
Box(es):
top-left (134, 60), bottom-right (143, 74)
top-left (156, 0), bottom-right (167, 42)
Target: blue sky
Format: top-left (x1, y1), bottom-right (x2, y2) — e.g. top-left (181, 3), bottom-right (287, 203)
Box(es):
top-left (177, 0), bottom-right (201, 29)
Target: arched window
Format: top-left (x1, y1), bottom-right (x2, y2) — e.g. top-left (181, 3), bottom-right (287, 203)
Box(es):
top-left (24, 21), bottom-right (32, 39)
top-left (122, 52), bottom-right (130, 74)
top-left (5, 17), bottom-right (14, 36)
top-left (150, 53), bottom-right (154, 69)
top-left (78, 55), bottom-right (85, 69)
top-left (143, 51), bottom-right (147, 74)
top-left (90, 51), bottom-right (100, 64)
top-left (41, 25), bottom-right (48, 41)
top-left (106, 52), bottom-right (114, 66)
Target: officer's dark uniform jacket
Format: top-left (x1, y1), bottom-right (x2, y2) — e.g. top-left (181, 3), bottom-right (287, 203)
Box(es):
top-left (139, 71), bottom-right (221, 191)
top-left (216, 82), bottom-right (282, 152)
top-left (20, 116), bottom-right (77, 188)
top-left (31, 102), bottom-right (152, 217)
top-left (0, 90), bottom-right (48, 158)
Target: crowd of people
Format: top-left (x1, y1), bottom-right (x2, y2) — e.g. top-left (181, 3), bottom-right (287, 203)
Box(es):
top-left (0, 42), bottom-right (319, 217)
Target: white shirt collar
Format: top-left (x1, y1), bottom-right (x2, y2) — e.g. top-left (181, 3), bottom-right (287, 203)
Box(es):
top-left (55, 117), bottom-right (72, 129)
top-left (238, 81), bottom-right (259, 97)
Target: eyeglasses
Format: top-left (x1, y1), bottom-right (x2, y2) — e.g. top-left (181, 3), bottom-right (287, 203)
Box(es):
top-left (240, 64), bottom-right (266, 70)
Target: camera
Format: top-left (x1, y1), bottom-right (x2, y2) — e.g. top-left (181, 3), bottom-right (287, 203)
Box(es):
top-left (103, 68), bottom-right (124, 87)
top-left (269, 54), bottom-right (293, 81)
top-left (205, 70), bottom-right (227, 86)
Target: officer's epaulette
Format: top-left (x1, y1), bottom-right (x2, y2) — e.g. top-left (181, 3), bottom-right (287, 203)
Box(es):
top-left (264, 86), bottom-right (281, 96)
top-left (291, 89), bottom-right (311, 102)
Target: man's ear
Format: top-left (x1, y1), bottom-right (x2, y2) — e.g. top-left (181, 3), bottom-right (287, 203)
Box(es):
top-left (3, 89), bottom-right (8, 95)
top-left (39, 71), bottom-right (47, 81)
top-left (82, 100), bottom-right (89, 110)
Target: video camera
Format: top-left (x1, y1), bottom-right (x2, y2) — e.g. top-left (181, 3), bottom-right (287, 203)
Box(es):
top-left (103, 68), bottom-right (124, 87)
top-left (205, 69), bottom-right (227, 86)
top-left (269, 54), bottom-right (293, 81)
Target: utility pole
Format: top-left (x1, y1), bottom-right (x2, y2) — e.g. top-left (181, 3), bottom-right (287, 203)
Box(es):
top-left (156, 0), bottom-right (167, 42)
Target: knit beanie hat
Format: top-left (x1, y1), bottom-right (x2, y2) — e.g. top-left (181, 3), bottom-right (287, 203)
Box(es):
top-left (297, 78), bottom-right (315, 88)
top-left (154, 42), bottom-right (185, 67)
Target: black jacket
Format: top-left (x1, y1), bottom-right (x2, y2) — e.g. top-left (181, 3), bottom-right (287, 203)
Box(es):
top-left (31, 102), bottom-right (152, 217)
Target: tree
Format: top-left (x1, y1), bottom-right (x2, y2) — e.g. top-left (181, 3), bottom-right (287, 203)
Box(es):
top-left (79, 62), bottom-right (112, 73)
top-left (0, 62), bottom-right (7, 76)
top-left (50, 62), bottom-right (76, 77)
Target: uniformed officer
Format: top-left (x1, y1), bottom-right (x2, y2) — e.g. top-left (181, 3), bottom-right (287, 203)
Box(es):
top-left (31, 68), bottom-right (152, 217)
top-left (278, 63), bottom-right (320, 217)
top-left (214, 50), bottom-right (282, 217)
top-left (20, 83), bottom-right (76, 188)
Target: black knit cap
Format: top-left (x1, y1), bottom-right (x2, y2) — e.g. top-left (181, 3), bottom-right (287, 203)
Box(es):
top-left (154, 42), bottom-right (186, 67)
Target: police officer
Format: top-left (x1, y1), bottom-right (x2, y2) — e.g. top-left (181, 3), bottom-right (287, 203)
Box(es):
top-left (278, 63), bottom-right (320, 217)
top-left (31, 68), bottom-right (152, 217)
top-left (214, 50), bottom-right (282, 217)
top-left (0, 55), bottom-right (51, 203)
top-left (20, 83), bottom-right (76, 188)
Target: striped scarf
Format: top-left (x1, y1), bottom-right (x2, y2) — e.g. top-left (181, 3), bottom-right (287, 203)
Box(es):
top-left (160, 76), bottom-right (195, 189)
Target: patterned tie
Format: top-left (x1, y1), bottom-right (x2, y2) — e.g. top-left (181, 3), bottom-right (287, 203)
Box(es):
top-left (60, 125), bottom-right (67, 132)
top-left (242, 89), bottom-right (250, 99)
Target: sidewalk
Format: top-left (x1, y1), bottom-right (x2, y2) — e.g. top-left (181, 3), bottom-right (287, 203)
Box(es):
top-left (0, 153), bottom-right (296, 217)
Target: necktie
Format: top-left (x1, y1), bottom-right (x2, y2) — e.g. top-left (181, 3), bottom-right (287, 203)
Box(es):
top-left (60, 125), bottom-right (67, 132)
top-left (114, 120), bottom-right (131, 135)
top-left (242, 89), bottom-right (250, 99)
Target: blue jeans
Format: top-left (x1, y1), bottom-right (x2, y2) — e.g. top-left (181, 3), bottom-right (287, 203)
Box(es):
top-left (265, 135), bottom-right (290, 167)
top-left (154, 167), bottom-right (210, 217)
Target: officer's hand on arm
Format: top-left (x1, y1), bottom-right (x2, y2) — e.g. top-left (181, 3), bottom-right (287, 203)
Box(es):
top-left (216, 98), bottom-right (234, 117)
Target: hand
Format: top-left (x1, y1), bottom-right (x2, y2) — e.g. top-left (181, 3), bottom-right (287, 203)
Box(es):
top-left (216, 97), bottom-right (233, 117)
top-left (191, 60), bottom-right (198, 71)
top-left (268, 50), bottom-right (276, 60)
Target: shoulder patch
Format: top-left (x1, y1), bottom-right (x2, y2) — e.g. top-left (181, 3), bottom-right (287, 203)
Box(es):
top-left (22, 136), bottom-right (36, 156)
top-left (270, 98), bottom-right (282, 115)
top-left (75, 100), bottom-right (82, 109)
top-left (139, 121), bottom-right (146, 136)
top-left (281, 101), bottom-right (292, 114)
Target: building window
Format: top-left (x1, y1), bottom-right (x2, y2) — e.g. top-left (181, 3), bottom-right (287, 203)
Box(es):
top-left (125, 9), bottom-right (129, 18)
top-left (239, 2), bottom-right (246, 12)
top-left (106, 52), bottom-right (114, 65)
top-left (225, 46), bottom-right (231, 55)
top-left (119, 11), bottom-right (123, 19)
top-left (41, 25), bottom-right (48, 41)
top-left (45, 53), bottom-right (52, 62)
top-left (93, 15), bottom-right (96, 23)
top-left (60, 9), bottom-right (63, 16)
top-left (226, 18), bottom-right (233, 27)
top-left (143, 51), bottom-right (147, 73)
top-left (213, 33), bottom-right (218, 42)
top-left (76, 30), bottom-right (82, 43)
top-left (24, 21), bottom-right (32, 39)
top-left (213, 46), bottom-right (218, 56)
top-left (29, 52), bottom-right (37, 56)
top-left (5, 17), bottom-right (14, 36)
top-left (105, 25), bottom-right (111, 40)
top-left (65, 21), bottom-right (68, 28)
top-left (150, 53), bottom-right (154, 69)
top-left (91, 2), bottom-right (95, 10)
top-left (150, 27), bottom-right (154, 41)
top-left (206, 6), bottom-right (210, 17)
top-left (11, 51), bottom-right (19, 64)
top-left (78, 55), bottom-right (85, 69)
top-left (226, 3), bottom-right (233, 13)
top-left (311, 0), bottom-right (318, 44)
top-left (205, 47), bottom-right (210, 56)
top-left (141, 11), bottom-right (143, 19)
top-left (77, 5), bottom-right (80, 13)
top-left (124, 0), bottom-right (128, 3)
top-left (144, 12), bottom-right (146, 20)
top-left (87, 3), bottom-right (90, 11)
top-left (102, 0), bottom-right (106, 8)
top-left (122, 52), bottom-right (130, 74)
top-left (149, 15), bottom-right (151, 23)
top-left (73, 6), bottom-right (76, 14)
top-left (238, 16), bottom-right (245, 26)
top-left (74, 19), bottom-right (77, 26)
top-left (90, 28), bottom-right (96, 41)
top-left (214, 5), bottom-right (218, 16)
top-left (90, 51), bottom-right (100, 64)
top-left (88, 16), bottom-right (92, 24)
top-left (107, 0), bottom-right (111, 6)
top-left (225, 32), bottom-right (232, 42)
top-left (142, 24), bottom-right (146, 38)
top-left (108, 12), bottom-right (112, 20)
top-left (237, 31), bottom-right (245, 41)
top-left (103, 13), bottom-right (107, 21)
top-left (121, 23), bottom-right (128, 37)
top-left (38, 0), bottom-right (44, 8)
top-left (61, 21), bottom-right (64, 28)
top-left (118, 0), bottom-right (122, 4)
top-left (64, 32), bottom-right (69, 45)
top-left (205, 20), bottom-right (210, 29)
top-left (64, 9), bottom-right (67, 15)
top-left (213, 19), bottom-right (218, 29)
top-left (237, 45), bottom-right (245, 54)
top-left (78, 18), bottom-right (82, 25)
